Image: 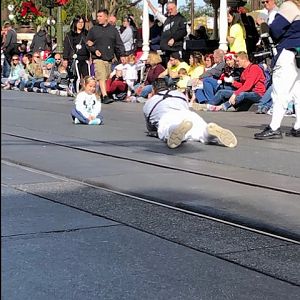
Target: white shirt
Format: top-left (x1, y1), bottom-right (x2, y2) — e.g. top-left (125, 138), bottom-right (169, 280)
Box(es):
top-left (75, 91), bottom-right (101, 119)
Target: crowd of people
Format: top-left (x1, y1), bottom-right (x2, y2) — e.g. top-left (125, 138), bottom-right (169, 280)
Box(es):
top-left (1, 0), bottom-right (299, 147)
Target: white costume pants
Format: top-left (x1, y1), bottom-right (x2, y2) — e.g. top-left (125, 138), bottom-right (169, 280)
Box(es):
top-left (270, 49), bottom-right (300, 130)
top-left (157, 110), bottom-right (212, 143)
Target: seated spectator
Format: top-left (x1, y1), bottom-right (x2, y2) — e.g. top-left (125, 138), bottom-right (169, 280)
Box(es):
top-left (191, 49), bottom-right (225, 103)
top-left (123, 54), bottom-right (144, 102)
top-left (71, 76), bottom-right (103, 125)
top-left (205, 51), bottom-right (266, 111)
top-left (19, 53), bottom-right (33, 91)
top-left (106, 65), bottom-right (128, 100)
top-left (177, 68), bottom-right (190, 93)
top-left (36, 53), bottom-right (70, 95)
top-left (188, 51), bottom-right (205, 79)
top-left (256, 84), bottom-right (273, 114)
top-left (24, 51), bottom-right (45, 91)
top-left (195, 52), bottom-right (242, 104)
top-left (203, 53), bottom-right (215, 71)
top-left (134, 51), bottom-right (165, 102)
top-left (1, 55), bottom-right (24, 90)
top-left (143, 78), bottom-right (237, 149)
top-left (158, 52), bottom-right (190, 87)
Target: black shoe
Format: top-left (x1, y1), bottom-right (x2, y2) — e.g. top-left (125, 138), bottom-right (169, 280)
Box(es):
top-left (102, 95), bottom-right (114, 104)
top-left (285, 128), bottom-right (300, 137)
top-left (254, 126), bottom-right (283, 139)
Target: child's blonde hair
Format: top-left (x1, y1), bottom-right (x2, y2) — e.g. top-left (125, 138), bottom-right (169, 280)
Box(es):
top-left (178, 68), bottom-right (188, 76)
top-left (80, 76), bottom-right (100, 99)
top-left (127, 54), bottom-right (136, 64)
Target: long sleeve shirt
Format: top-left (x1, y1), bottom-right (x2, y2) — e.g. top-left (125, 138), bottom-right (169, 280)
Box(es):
top-left (74, 91), bottom-right (101, 119)
top-left (232, 63), bottom-right (266, 97)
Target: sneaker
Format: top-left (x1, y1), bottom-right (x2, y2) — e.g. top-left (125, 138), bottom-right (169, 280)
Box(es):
top-left (167, 120), bottom-right (193, 149)
top-left (73, 118), bottom-right (81, 124)
top-left (254, 125), bottom-right (283, 140)
top-left (102, 95), bottom-right (114, 104)
top-left (207, 104), bottom-right (225, 112)
top-left (207, 123), bottom-right (238, 148)
top-left (11, 86), bottom-right (20, 91)
top-left (88, 118), bottom-right (101, 125)
top-left (191, 103), bottom-right (208, 111)
top-left (256, 107), bottom-right (262, 114)
top-left (48, 89), bottom-right (57, 95)
top-left (136, 96), bottom-right (147, 103)
top-left (285, 127), bottom-right (300, 137)
top-left (58, 90), bottom-right (68, 97)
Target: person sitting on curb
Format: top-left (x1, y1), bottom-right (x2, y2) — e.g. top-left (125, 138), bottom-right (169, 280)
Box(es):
top-left (143, 78), bottom-right (237, 149)
top-left (158, 52), bottom-right (190, 87)
top-left (196, 51), bottom-right (266, 112)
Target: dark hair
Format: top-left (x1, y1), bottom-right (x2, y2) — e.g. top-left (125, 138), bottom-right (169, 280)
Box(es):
top-left (98, 8), bottom-right (109, 15)
top-left (71, 15), bottom-right (86, 34)
top-left (170, 52), bottom-right (181, 60)
top-left (153, 78), bottom-right (168, 92)
top-left (149, 14), bottom-right (155, 23)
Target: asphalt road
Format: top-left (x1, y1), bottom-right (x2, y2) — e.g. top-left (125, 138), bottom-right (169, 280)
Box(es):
top-left (2, 90), bottom-right (300, 299)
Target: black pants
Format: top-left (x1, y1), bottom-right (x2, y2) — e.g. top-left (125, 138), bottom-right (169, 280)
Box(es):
top-left (73, 59), bottom-right (90, 93)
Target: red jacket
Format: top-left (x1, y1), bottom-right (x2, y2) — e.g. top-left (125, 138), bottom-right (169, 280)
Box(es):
top-left (232, 63), bottom-right (266, 97)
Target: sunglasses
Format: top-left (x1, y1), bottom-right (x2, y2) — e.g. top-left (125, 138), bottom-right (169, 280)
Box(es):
top-left (55, 59), bottom-right (61, 61)
top-left (262, 1), bottom-right (269, 3)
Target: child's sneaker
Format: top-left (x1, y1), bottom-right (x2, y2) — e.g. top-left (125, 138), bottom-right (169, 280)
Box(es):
top-left (73, 118), bottom-right (81, 124)
top-left (167, 120), bottom-right (193, 149)
top-left (207, 123), bottom-right (237, 148)
top-left (88, 118), bottom-right (101, 125)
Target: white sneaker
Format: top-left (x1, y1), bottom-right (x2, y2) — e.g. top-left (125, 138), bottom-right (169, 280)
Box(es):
top-left (73, 118), bottom-right (81, 124)
top-left (207, 123), bottom-right (237, 148)
top-left (191, 103), bottom-right (208, 111)
top-left (88, 118), bottom-right (101, 125)
top-left (167, 120), bottom-right (193, 149)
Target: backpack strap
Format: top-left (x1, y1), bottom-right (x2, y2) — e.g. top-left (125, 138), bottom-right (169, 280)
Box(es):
top-left (146, 90), bottom-right (187, 132)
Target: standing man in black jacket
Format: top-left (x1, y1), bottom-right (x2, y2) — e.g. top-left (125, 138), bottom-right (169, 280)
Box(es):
top-left (87, 9), bottom-right (125, 104)
top-left (147, 0), bottom-right (187, 66)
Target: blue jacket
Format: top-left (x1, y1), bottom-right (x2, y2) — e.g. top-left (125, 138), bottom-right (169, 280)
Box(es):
top-left (270, 1), bottom-right (300, 64)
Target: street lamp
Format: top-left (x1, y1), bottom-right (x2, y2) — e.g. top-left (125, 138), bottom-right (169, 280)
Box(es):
top-left (7, 4), bottom-right (15, 21)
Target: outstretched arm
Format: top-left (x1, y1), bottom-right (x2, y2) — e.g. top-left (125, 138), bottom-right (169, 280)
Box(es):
top-left (147, 0), bottom-right (167, 24)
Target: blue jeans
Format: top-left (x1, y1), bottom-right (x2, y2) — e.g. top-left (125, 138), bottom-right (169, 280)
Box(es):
top-left (196, 78), bottom-right (235, 104)
top-left (257, 85), bottom-right (272, 110)
top-left (195, 77), bottom-right (219, 103)
top-left (71, 108), bottom-right (103, 124)
top-left (40, 81), bottom-right (57, 92)
top-left (210, 89), bottom-right (261, 110)
top-left (140, 84), bottom-right (153, 98)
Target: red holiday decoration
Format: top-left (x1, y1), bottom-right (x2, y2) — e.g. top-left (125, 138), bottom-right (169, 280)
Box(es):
top-left (56, 0), bottom-right (70, 5)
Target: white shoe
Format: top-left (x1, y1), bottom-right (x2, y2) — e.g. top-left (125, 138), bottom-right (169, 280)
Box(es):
top-left (207, 123), bottom-right (237, 148)
top-left (167, 120), bottom-right (193, 149)
top-left (191, 103), bottom-right (208, 111)
top-left (73, 118), bottom-right (80, 124)
top-left (88, 118), bottom-right (101, 125)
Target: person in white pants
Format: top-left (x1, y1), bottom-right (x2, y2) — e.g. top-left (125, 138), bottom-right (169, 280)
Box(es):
top-left (143, 78), bottom-right (237, 149)
top-left (254, 0), bottom-right (300, 139)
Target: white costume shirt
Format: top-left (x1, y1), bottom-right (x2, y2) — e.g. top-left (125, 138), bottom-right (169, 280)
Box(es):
top-left (75, 91), bottom-right (101, 119)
